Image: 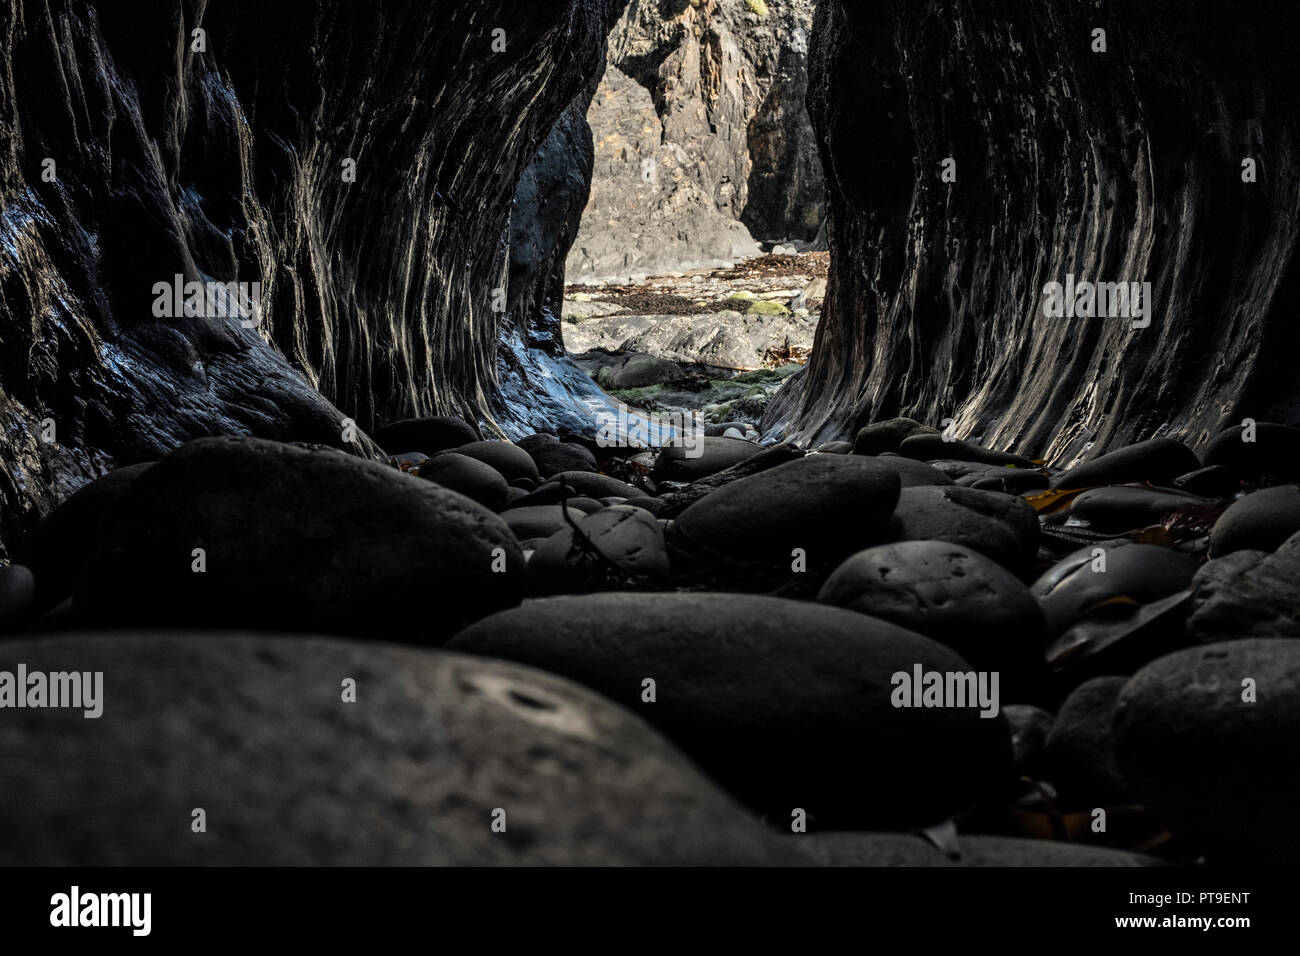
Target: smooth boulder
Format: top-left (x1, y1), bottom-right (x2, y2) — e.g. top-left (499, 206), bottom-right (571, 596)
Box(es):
top-left (1051, 438), bottom-right (1200, 490)
top-left (372, 416), bottom-right (478, 456)
top-left (530, 506), bottom-right (669, 594)
top-left (652, 436), bottom-right (759, 483)
top-left (448, 593), bottom-right (1012, 827)
top-left (886, 486), bottom-right (1040, 575)
top-left (71, 437), bottom-right (525, 643)
top-left (1208, 485), bottom-right (1300, 556)
top-left (0, 633), bottom-right (795, 865)
top-left (450, 440), bottom-right (540, 485)
top-left (417, 452), bottom-right (511, 511)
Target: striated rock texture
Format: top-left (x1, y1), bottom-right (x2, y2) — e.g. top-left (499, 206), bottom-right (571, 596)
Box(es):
top-left (566, 0), bottom-right (823, 279)
top-left (0, 0), bottom-right (624, 555)
top-left (763, 0), bottom-right (1300, 462)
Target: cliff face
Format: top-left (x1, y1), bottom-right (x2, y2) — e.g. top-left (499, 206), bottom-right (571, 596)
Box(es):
top-left (566, 0), bottom-right (823, 279)
top-left (763, 0), bottom-right (1300, 462)
top-left (0, 0), bottom-right (623, 554)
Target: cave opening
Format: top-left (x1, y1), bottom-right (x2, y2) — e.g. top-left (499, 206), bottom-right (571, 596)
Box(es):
top-left (553, 0), bottom-right (828, 442)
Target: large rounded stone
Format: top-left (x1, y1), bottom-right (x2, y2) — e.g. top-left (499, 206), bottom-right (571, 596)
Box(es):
top-left (0, 633), bottom-right (795, 865)
top-left (448, 593), bottom-right (1013, 827)
top-left (653, 436), bottom-right (759, 483)
top-left (530, 506), bottom-right (669, 594)
top-left (1208, 485), bottom-right (1300, 556)
top-left (71, 437), bottom-right (525, 643)
top-left (899, 434), bottom-right (1035, 467)
top-left (1204, 422), bottom-right (1300, 482)
top-left (417, 452), bottom-right (511, 511)
top-left (547, 471), bottom-right (641, 500)
top-left (1032, 544), bottom-right (1196, 638)
top-left (817, 541), bottom-right (1044, 676)
top-left (865, 457), bottom-right (954, 488)
top-left (502, 506), bottom-right (572, 540)
top-left (450, 440), bottom-right (540, 485)
top-left (670, 455), bottom-right (901, 571)
top-left (886, 486), bottom-right (1040, 575)
top-left (1069, 486), bottom-right (1211, 533)
top-left (792, 832), bottom-right (1160, 867)
top-left (1004, 704), bottom-right (1054, 778)
top-left (1044, 677), bottom-right (1132, 808)
top-left (22, 462), bottom-right (154, 611)
top-left (1114, 639), bottom-right (1300, 860)
top-left (1188, 539), bottom-right (1300, 643)
top-left (853, 418), bottom-right (938, 456)
top-left (527, 440), bottom-right (598, 479)
top-left (1051, 438), bottom-right (1200, 491)
top-left (372, 416), bottom-right (478, 456)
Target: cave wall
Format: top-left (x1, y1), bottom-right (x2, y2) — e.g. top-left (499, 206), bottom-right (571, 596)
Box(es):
top-left (763, 0), bottom-right (1300, 463)
top-left (0, 0), bottom-right (625, 555)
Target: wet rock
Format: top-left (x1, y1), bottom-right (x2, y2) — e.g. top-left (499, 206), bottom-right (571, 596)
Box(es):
top-left (530, 506), bottom-right (670, 594)
top-left (502, 506), bottom-right (574, 541)
top-left (417, 453), bottom-right (511, 512)
top-left (1044, 677), bottom-right (1132, 808)
top-left (1047, 590), bottom-right (1193, 693)
top-left (0, 633), bottom-right (795, 865)
top-left (449, 441), bottom-right (540, 485)
top-left (1051, 439), bottom-right (1200, 491)
top-left (71, 437), bottom-right (525, 644)
top-left (373, 417), bottom-right (478, 456)
top-left (21, 463), bottom-right (154, 611)
top-left (886, 486), bottom-right (1041, 576)
top-left (899, 435), bottom-right (1035, 468)
top-left (652, 437), bottom-right (759, 483)
top-left (1188, 538), bottom-right (1300, 643)
top-left (671, 455), bottom-right (901, 572)
top-left (867, 457), bottom-right (955, 488)
top-left (622, 497), bottom-right (668, 517)
top-left (972, 471), bottom-right (1050, 495)
top-left (815, 441), bottom-right (853, 454)
top-left (546, 471), bottom-right (642, 501)
top-left (526, 441), bottom-right (598, 480)
top-left (596, 353), bottom-right (686, 390)
top-left (817, 542), bottom-right (1044, 678)
top-left (1204, 422), bottom-right (1300, 482)
top-left (1004, 705), bottom-right (1054, 778)
top-left (0, 564), bottom-right (36, 633)
top-left (853, 418), bottom-right (938, 456)
top-left (1032, 544), bottom-right (1196, 638)
top-left (448, 592), bottom-right (1012, 827)
top-left (1069, 486), bottom-right (1211, 533)
top-left (1173, 465), bottom-right (1238, 499)
top-left (1208, 485), bottom-right (1300, 556)
top-left (1114, 639), bottom-right (1300, 860)
top-left (792, 832), bottom-right (1160, 867)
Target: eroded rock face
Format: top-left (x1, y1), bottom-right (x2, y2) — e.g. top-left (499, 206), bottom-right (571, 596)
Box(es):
top-left (0, 0), bottom-right (625, 555)
top-left (763, 0), bottom-right (1300, 462)
top-left (566, 0), bottom-right (823, 279)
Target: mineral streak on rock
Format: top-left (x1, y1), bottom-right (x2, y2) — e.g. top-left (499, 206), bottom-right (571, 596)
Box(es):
top-left (762, 0), bottom-right (1300, 464)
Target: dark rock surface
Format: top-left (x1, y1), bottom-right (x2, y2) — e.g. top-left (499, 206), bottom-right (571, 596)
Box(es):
top-left (885, 486), bottom-right (1041, 576)
top-left (1208, 485), bottom-right (1300, 556)
top-left (1188, 535), bottom-right (1300, 642)
top-left (818, 541), bottom-right (1044, 677)
top-left (372, 417), bottom-right (480, 457)
top-left (762, 1), bottom-right (1300, 464)
top-left (0, 632), bottom-right (796, 865)
top-left (71, 437), bottom-right (526, 643)
top-left (1203, 422), bottom-right (1300, 482)
top-left (1044, 677), bottom-right (1133, 808)
top-left (448, 592), bottom-right (1012, 827)
top-left (1032, 544), bottom-right (1196, 638)
top-left (1114, 639), bottom-right (1300, 860)
top-left (417, 454), bottom-right (512, 513)
top-left (530, 505), bottom-right (669, 595)
top-left (652, 436), bottom-right (759, 483)
top-left (1051, 440), bottom-right (1201, 492)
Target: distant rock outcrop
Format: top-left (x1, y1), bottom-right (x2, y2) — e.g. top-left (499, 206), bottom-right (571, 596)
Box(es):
top-left (566, 0), bottom-right (823, 280)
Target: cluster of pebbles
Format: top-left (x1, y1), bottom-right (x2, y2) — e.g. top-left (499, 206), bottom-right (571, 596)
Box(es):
top-left (0, 414), bottom-right (1297, 865)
